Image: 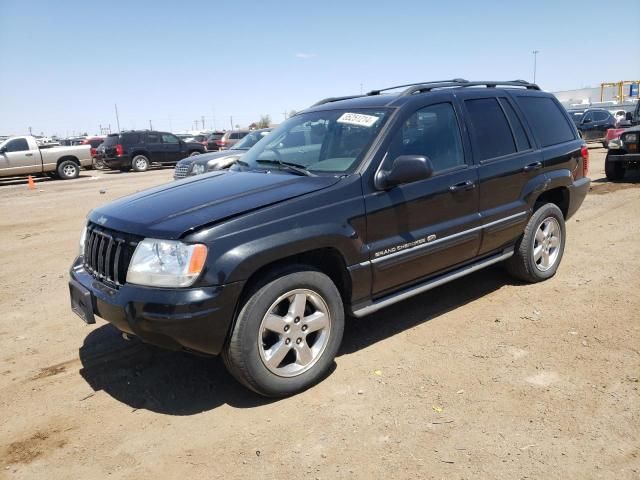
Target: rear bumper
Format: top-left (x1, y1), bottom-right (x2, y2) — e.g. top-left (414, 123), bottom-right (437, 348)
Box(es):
top-left (567, 177), bottom-right (590, 219)
top-left (69, 257), bottom-right (244, 355)
top-left (103, 156), bottom-right (132, 169)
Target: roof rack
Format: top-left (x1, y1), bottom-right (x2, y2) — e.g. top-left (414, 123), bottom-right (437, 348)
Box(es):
top-left (311, 79), bottom-right (540, 107)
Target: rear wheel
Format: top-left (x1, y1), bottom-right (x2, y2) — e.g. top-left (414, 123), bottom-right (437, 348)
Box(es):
top-left (223, 268), bottom-right (344, 397)
top-left (506, 203), bottom-right (566, 283)
top-left (132, 155), bottom-right (149, 172)
top-left (605, 155), bottom-right (625, 181)
top-left (57, 160), bottom-right (80, 180)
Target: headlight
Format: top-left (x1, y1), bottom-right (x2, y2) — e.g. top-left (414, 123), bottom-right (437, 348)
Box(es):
top-left (191, 163), bottom-right (206, 175)
top-left (126, 239), bottom-right (208, 287)
top-left (79, 225), bottom-right (87, 256)
top-left (623, 133), bottom-right (638, 143)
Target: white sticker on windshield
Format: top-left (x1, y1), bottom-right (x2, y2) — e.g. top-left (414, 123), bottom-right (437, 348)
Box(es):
top-left (337, 112), bottom-right (379, 128)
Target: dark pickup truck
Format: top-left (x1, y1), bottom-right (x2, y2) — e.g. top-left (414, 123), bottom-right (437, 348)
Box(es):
top-left (98, 130), bottom-right (206, 172)
top-left (69, 79), bottom-right (590, 397)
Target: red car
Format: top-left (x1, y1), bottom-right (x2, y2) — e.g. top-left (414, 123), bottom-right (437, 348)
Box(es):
top-left (80, 137), bottom-right (105, 158)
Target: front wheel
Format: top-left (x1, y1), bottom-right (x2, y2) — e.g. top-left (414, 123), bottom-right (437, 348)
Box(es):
top-left (223, 268), bottom-right (344, 397)
top-left (605, 156), bottom-right (625, 181)
top-left (505, 203), bottom-right (566, 283)
top-left (57, 160), bottom-right (80, 180)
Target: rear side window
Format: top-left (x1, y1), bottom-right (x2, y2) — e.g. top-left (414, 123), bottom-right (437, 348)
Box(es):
top-left (121, 133), bottom-right (140, 146)
top-left (593, 111), bottom-right (609, 122)
top-left (229, 132), bottom-right (240, 140)
top-left (465, 98), bottom-right (516, 161)
top-left (515, 96), bottom-right (576, 147)
top-left (498, 98), bottom-right (531, 151)
top-left (146, 133), bottom-right (160, 143)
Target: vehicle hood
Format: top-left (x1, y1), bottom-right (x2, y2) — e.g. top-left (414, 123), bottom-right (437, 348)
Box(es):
top-left (88, 171), bottom-right (340, 239)
top-left (175, 149), bottom-right (242, 169)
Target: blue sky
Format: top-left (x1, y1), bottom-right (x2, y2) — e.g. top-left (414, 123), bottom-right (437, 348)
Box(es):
top-left (1, 0), bottom-right (638, 136)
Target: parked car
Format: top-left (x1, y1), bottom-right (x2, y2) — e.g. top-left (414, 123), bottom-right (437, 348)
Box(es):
top-left (0, 135), bottom-right (92, 179)
top-left (184, 134), bottom-right (209, 150)
top-left (80, 136), bottom-right (105, 159)
top-left (174, 128), bottom-right (273, 179)
top-left (96, 130), bottom-right (206, 172)
top-left (604, 102), bottom-right (640, 148)
top-left (568, 108), bottom-right (616, 146)
top-left (69, 79), bottom-right (589, 397)
top-left (215, 130), bottom-right (249, 150)
top-left (205, 131), bottom-right (225, 151)
top-left (605, 126), bottom-right (640, 180)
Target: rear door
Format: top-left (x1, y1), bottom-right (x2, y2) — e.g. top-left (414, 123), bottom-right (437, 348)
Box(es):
top-left (591, 111), bottom-right (612, 140)
top-left (0, 138), bottom-right (40, 175)
top-left (364, 97), bottom-right (481, 296)
top-left (457, 91), bottom-right (541, 255)
top-left (579, 111), bottom-right (597, 141)
top-left (160, 133), bottom-right (182, 162)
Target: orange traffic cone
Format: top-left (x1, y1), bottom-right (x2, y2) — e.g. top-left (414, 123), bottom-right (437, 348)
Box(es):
top-left (27, 175), bottom-right (36, 190)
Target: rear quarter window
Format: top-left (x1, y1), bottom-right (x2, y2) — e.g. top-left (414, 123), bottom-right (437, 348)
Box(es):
top-left (464, 97), bottom-right (516, 161)
top-left (121, 133), bottom-right (141, 145)
top-left (515, 96), bottom-right (576, 147)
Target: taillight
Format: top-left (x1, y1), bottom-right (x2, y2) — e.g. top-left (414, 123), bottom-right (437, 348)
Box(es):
top-left (91, 147), bottom-right (97, 157)
top-left (115, 144), bottom-right (124, 156)
top-left (216, 140), bottom-right (226, 146)
top-left (580, 144), bottom-right (589, 177)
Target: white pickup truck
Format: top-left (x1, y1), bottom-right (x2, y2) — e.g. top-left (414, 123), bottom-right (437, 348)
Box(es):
top-left (0, 136), bottom-right (92, 180)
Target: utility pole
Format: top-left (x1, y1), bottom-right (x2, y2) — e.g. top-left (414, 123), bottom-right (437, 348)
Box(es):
top-left (360, 82), bottom-right (363, 94)
top-left (114, 104), bottom-right (121, 132)
top-left (230, 116), bottom-right (233, 130)
top-left (212, 107), bottom-right (216, 130)
top-left (201, 115), bottom-right (205, 130)
top-left (282, 110), bottom-right (288, 120)
top-left (532, 50), bottom-right (540, 84)
top-left (29, 126), bottom-right (33, 135)
top-left (149, 120), bottom-right (153, 130)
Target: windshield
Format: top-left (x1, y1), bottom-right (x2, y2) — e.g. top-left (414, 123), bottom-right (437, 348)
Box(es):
top-left (234, 109), bottom-right (389, 174)
top-left (232, 130), bottom-right (272, 150)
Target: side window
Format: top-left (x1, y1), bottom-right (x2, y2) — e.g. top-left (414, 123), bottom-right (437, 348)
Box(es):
top-left (386, 102), bottom-right (465, 173)
top-left (4, 138), bottom-right (30, 152)
top-left (161, 134), bottom-right (179, 144)
top-left (146, 133), bottom-right (160, 143)
top-left (582, 112), bottom-right (593, 122)
top-left (238, 132), bottom-right (248, 139)
top-left (516, 96), bottom-right (576, 147)
top-left (465, 98), bottom-right (516, 161)
top-left (498, 98), bottom-right (531, 151)
top-left (121, 133), bottom-right (140, 145)
top-left (593, 111), bottom-right (609, 122)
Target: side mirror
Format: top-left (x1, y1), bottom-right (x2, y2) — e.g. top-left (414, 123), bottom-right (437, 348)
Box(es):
top-left (619, 120), bottom-right (632, 127)
top-left (626, 112), bottom-right (633, 121)
top-left (376, 155), bottom-right (433, 189)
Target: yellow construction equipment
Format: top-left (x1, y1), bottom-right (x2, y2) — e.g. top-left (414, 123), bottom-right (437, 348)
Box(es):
top-left (600, 81), bottom-right (640, 102)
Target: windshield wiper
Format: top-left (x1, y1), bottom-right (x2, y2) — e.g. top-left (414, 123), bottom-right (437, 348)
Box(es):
top-left (256, 159), bottom-right (316, 176)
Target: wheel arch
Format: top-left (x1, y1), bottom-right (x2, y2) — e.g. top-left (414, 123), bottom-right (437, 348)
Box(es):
top-left (56, 155), bottom-right (80, 167)
top-left (535, 186), bottom-right (570, 218)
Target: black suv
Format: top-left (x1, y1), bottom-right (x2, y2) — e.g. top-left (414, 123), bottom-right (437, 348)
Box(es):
top-left (69, 79), bottom-right (590, 397)
top-left (98, 131), bottom-right (206, 172)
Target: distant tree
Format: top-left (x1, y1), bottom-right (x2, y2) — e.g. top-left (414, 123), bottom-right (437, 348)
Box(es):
top-left (256, 115), bottom-right (271, 129)
top-left (235, 124), bottom-right (240, 129)
top-left (288, 110), bottom-right (297, 118)
top-left (82, 132), bottom-right (88, 136)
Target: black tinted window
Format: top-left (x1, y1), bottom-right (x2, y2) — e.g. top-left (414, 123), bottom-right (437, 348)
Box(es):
top-left (593, 111), bottom-right (609, 122)
top-left (103, 135), bottom-right (119, 146)
top-left (146, 133), bottom-right (160, 143)
top-left (498, 98), bottom-right (531, 151)
top-left (229, 133), bottom-right (240, 140)
top-left (465, 98), bottom-right (516, 160)
top-left (387, 102), bottom-right (465, 173)
top-left (161, 133), bottom-right (179, 144)
top-left (4, 138), bottom-right (29, 152)
top-left (516, 96), bottom-right (576, 147)
top-left (121, 133), bottom-right (140, 145)
top-left (88, 139), bottom-right (103, 148)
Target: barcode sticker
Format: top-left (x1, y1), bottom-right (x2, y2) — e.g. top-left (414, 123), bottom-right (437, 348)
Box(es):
top-left (337, 112), bottom-right (379, 127)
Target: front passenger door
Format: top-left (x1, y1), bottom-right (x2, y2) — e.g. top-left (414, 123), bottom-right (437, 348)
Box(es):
top-left (365, 101), bottom-right (480, 296)
top-left (144, 132), bottom-right (163, 163)
top-left (0, 138), bottom-right (39, 175)
top-left (580, 112), bottom-right (596, 141)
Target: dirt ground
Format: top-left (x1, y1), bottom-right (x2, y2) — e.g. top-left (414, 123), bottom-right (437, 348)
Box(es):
top-left (0, 150), bottom-right (638, 480)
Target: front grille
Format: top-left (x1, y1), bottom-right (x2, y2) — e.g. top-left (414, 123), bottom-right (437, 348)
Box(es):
top-left (174, 164), bottom-right (189, 179)
top-left (83, 223), bottom-right (141, 287)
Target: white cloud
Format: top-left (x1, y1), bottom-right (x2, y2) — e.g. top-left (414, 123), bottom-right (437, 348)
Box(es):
top-left (295, 53), bottom-right (317, 59)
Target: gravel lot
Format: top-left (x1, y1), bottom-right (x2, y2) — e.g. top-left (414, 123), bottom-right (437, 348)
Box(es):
top-left (0, 150), bottom-right (638, 479)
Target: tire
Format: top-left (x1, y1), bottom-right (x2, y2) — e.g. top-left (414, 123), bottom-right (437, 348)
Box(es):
top-left (57, 160), bottom-right (80, 180)
top-left (505, 203), bottom-right (566, 283)
top-left (131, 155), bottom-right (150, 172)
top-left (189, 151), bottom-right (201, 157)
top-left (602, 141), bottom-right (608, 149)
top-left (605, 156), bottom-right (625, 181)
top-left (223, 268), bottom-right (344, 397)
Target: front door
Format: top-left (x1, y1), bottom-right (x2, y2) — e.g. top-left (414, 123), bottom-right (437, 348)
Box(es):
top-left (144, 132), bottom-right (164, 163)
top-left (364, 100), bottom-right (480, 296)
top-left (161, 133), bottom-right (182, 163)
top-left (580, 112), bottom-right (598, 141)
top-left (0, 138), bottom-right (39, 176)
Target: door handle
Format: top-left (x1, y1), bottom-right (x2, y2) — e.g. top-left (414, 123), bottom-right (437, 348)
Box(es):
top-left (449, 180), bottom-right (476, 192)
top-left (523, 161), bottom-right (542, 172)
top-left (25, 153), bottom-right (33, 157)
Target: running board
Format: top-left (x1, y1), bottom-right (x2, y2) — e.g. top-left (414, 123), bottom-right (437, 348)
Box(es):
top-left (351, 248), bottom-right (514, 318)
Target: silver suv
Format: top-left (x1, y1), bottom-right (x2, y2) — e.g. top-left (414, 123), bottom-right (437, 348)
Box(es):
top-left (215, 130), bottom-right (249, 150)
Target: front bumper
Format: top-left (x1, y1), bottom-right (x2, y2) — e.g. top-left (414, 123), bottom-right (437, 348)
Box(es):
top-left (607, 153), bottom-right (640, 163)
top-left (567, 177), bottom-right (590, 219)
top-left (69, 257), bottom-right (244, 355)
